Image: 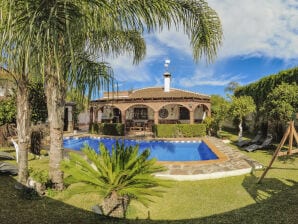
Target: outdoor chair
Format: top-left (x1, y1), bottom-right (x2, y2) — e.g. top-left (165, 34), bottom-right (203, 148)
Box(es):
top-left (245, 133), bottom-right (273, 152)
top-left (236, 131), bottom-right (262, 147)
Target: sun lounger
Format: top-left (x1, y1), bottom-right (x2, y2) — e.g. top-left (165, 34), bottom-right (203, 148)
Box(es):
top-left (245, 134), bottom-right (273, 152)
top-left (236, 131), bottom-right (262, 147)
top-left (0, 162), bottom-right (18, 175)
top-left (0, 151), bottom-right (15, 160)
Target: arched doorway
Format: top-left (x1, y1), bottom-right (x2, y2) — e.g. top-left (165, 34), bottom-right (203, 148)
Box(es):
top-left (112, 107), bottom-right (121, 123)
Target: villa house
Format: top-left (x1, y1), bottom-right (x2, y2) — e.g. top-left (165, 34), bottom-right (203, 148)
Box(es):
top-left (89, 71), bottom-right (211, 132)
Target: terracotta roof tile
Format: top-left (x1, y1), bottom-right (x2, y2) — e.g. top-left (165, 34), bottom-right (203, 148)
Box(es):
top-left (94, 87), bottom-right (210, 102)
top-left (129, 87), bottom-right (209, 99)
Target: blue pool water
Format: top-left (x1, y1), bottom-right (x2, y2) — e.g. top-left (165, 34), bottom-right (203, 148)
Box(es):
top-left (63, 137), bottom-right (218, 162)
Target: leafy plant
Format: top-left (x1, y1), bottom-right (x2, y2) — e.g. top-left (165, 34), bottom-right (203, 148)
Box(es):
top-left (229, 96), bottom-right (256, 142)
top-left (101, 123), bottom-right (124, 136)
top-left (61, 142), bottom-right (168, 218)
top-left (261, 83), bottom-right (298, 140)
top-left (235, 67), bottom-right (298, 108)
top-left (0, 95), bottom-right (16, 126)
top-left (210, 94), bottom-right (230, 134)
top-left (29, 82), bottom-right (47, 123)
top-left (28, 168), bottom-right (49, 184)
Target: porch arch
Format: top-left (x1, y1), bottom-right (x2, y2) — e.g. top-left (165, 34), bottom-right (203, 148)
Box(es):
top-left (193, 104), bottom-right (210, 123)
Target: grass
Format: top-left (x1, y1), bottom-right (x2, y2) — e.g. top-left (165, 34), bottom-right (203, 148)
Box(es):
top-left (1, 131), bottom-right (298, 224)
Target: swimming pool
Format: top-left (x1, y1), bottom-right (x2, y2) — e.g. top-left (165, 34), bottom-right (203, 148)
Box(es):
top-left (63, 137), bottom-right (218, 162)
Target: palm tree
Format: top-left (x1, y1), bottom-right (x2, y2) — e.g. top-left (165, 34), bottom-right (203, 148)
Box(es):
top-left (0, 0), bottom-right (222, 189)
top-left (61, 142), bottom-right (167, 218)
top-left (0, 1), bottom-right (118, 187)
top-left (0, 24), bottom-right (32, 184)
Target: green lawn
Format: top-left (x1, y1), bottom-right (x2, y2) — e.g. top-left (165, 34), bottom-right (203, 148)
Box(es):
top-left (1, 135), bottom-right (298, 224)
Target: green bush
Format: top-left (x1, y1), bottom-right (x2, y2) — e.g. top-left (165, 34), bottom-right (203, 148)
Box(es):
top-left (28, 168), bottom-right (49, 184)
top-left (154, 124), bottom-right (206, 138)
top-left (101, 123), bottom-right (124, 136)
top-left (89, 123), bottom-right (99, 134)
top-left (154, 124), bottom-right (177, 138)
top-left (89, 123), bottom-right (124, 136)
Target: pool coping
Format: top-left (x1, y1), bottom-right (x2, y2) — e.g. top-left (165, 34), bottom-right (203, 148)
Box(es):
top-left (156, 137), bottom-right (228, 166)
top-left (155, 167), bottom-right (253, 181)
top-left (154, 136), bottom-right (263, 181)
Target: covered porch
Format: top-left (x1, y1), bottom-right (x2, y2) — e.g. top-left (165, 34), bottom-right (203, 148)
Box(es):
top-left (89, 101), bottom-right (210, 134)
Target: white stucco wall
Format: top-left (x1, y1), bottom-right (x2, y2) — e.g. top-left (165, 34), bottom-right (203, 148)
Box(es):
top-left (78, 111), bottom-right (90, 124)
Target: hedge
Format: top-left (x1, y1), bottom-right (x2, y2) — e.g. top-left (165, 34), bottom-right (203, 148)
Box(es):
top-left (234, 67), bottom-right (298, 108)
top-left (153, 124), bottom-right (206, 138)
top-left (89, 123), bottom-right (124, 136)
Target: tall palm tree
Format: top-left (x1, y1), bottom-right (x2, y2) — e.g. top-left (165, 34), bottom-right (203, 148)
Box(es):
top-left (61, 142), bottom-right (168, 218)
top-left (0, 0), bottom-right (222, 189)
top-left (0, 23), bottom-right (32, 184)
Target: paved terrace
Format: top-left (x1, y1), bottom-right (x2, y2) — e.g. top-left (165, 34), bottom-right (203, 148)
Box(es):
top-left (155, 136), bottom-right (263, 181)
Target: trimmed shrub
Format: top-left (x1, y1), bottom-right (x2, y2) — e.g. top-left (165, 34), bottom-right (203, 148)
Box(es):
top-left (154, 124), bottom-right (177, 138)
top-left (101, 123), bottom-right (124, 136)
top-left (89, 123), bottom-right (99, 134)
top-left (89, 123), bottom-right (124, 136)
top-left (154, 124), bottom-right (206, 138)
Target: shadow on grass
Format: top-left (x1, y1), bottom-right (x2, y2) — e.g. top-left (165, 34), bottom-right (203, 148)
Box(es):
top-left (0, 175), bottom-right (116, 224)
top-left (1, 174), bottom-right (298, 224)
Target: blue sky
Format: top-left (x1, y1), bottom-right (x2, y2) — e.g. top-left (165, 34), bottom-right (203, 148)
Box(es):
top-left (103, 0), bottom-right (298, 98)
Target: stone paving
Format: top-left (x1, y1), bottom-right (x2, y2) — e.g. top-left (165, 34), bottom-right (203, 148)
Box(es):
top-left (156, 136), bottom-right (263, 180)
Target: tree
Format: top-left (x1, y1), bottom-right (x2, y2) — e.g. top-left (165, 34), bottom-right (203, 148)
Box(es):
top-left (0, 96), bottom-right (16, 126)
top-left (0, 33), bottom-right (32, 184)
top-left (210, 95), bottom-right (230, 135)
top-left (1, 0), bottom-right (222, 190)
top-left (262, 83), bottom-right (298, 139)
top-left (229, 96), bottom-right (256, 142)
top-left (61, 142), bottom-right (167, 218)
top-left (29, 82), bottom-right (48, 124)
top-left (224, 81), bottom-right (240, 94)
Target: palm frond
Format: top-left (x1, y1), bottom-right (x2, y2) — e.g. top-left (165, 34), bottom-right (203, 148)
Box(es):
top-left (61, 141), bottom-right (169, 207)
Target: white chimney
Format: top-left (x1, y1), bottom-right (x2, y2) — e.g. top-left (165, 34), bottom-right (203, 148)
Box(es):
top-left (164, 72), bottom-right (171, 92)
top-left (164, 59), bottom-right (171, 92)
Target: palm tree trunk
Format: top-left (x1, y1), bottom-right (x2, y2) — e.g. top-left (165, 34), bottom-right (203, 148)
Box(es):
top-left (16, 77), bottom-right (30, 185)
top-left (101, 191), bottom-right (129, 218)
top-left (45, 74), bottom-right (65, 190)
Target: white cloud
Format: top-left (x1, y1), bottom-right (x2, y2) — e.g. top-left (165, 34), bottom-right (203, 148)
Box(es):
top-left (153, 28), bottom-right (192, 56)
top-left (156, 0), bottom-right (298, 89)
top-left (208, 0), bottom-right (298, 59)
top-left (180, 66), bottom-right (242, 87)
top-left (105, 0), bottom-right (298, 88)
top-left (150, 0), bottom-right (298, 60)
